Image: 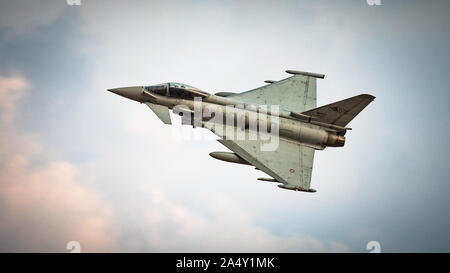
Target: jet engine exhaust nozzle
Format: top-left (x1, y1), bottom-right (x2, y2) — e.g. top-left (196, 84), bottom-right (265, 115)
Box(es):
top-left (326, 134), bottom-right (345, 147)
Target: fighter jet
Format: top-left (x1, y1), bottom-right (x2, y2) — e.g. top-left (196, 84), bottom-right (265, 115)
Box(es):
top-left (108, 70), bottom-right (375, 193)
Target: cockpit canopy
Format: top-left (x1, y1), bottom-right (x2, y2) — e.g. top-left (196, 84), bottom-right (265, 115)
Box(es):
top-left (144, 84), bottom-right (167, 95)
top-left (144, 82), bottom-right (209, 100)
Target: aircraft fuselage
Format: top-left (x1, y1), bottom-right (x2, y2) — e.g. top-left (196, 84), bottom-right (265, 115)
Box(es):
top-left (108, 85), bottom-right (345, 150)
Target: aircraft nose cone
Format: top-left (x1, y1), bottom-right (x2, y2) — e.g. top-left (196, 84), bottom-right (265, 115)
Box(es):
top-left (107, 86), bottom-right (143, 102)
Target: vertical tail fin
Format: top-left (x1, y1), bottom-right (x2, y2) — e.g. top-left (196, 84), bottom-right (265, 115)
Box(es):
top-left (302, 94), bottom-right (375, 127)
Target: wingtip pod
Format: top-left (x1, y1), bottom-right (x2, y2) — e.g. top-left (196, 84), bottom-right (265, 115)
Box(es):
top-left (278, 184), bottom-right (317, 193)
top-left (286, 70), bottom-right (325, 79)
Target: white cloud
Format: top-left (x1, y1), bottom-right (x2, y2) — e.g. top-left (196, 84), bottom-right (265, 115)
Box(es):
top-left (2, 0), bottom-right (449, 253)
top-left (0, 76), bottom-right (118, 252)
top-left (118, 184), bottom-right (349, 252)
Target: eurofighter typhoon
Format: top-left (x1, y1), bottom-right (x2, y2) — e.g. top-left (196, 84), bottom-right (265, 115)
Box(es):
top-left (108, 70), bottom-right (375, 193)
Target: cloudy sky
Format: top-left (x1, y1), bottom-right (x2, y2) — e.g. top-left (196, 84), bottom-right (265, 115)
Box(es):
top-left (0, 0), bottom-right (449, 252)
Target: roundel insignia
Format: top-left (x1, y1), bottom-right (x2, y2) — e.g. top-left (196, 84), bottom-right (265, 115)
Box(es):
top-left (289, 169), bottom-right (295, 173)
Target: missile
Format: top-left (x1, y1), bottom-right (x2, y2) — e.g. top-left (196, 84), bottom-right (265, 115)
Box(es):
top-left (257, 177), bottom-right (279, 183)
top-left (209, 152), bottom-right (250, 165)
top-left (278, 184), bottom-right (317, 193)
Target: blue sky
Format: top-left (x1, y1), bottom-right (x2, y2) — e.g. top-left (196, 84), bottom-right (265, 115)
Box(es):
top-left (0, 0), bottom-right (449, 252)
